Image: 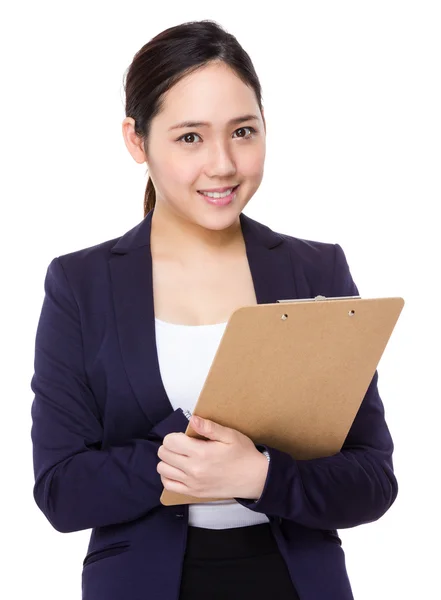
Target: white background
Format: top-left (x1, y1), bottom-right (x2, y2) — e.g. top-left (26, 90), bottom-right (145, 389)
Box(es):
top-left (1, 1), bottom-right (440, 598)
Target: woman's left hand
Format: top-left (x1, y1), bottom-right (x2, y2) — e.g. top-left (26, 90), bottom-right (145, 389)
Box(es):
top-left (157, 415), bottom-right (269, 500)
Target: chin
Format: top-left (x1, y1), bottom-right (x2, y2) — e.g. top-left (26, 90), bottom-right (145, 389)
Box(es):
top-left (197, 209), bottom-right (243, 231)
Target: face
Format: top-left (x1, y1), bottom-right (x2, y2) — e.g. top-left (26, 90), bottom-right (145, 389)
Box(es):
top-left (122, 61), bottom-right (266, 231)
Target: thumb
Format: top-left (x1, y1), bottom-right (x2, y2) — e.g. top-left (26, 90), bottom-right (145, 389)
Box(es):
top-left (190, 415), bottom-right (231, 442)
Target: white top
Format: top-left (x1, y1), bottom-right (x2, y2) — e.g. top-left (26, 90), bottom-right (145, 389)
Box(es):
top-left (154, 317), bottom-right (270, 529)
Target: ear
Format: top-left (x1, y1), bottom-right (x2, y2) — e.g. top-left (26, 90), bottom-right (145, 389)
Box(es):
top-left (122, 117), bottom-right (147, 165)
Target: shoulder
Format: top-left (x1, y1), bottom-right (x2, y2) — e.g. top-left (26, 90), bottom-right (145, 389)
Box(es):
top-left (50, 215), bottom-right (147, 279)
top-left (248, 211), bottom-right (359, 296)
top-left (43, 232), bottom-right (123, 299)
top-left (266, 224), bottom-right (359, 297)
top-left (279, 231), bottom-right (341, 296)
top-left (278, 230), bottom-right (337, 266)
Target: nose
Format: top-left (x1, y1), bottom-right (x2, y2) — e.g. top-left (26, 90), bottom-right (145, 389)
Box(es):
top-left (204, 140), bottom-right (237, 178)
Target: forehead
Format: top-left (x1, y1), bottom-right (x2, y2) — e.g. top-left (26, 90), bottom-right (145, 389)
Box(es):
top-left (157, 62), bottom-right (259, 125)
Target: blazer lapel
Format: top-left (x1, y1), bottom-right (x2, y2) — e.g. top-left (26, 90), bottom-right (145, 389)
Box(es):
top-left (109, 210), bottom-right (300, 426)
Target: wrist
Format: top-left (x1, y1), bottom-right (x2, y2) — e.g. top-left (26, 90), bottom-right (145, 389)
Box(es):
top-left (250, 449), bottom-right (270, 501)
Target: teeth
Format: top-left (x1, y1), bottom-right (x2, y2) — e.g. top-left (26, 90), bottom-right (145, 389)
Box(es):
top-left (200, 187), bottom-right (234, 199)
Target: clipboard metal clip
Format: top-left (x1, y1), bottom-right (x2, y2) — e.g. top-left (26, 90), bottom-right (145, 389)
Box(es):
top-left (277, 295), bottom-right (361, 303)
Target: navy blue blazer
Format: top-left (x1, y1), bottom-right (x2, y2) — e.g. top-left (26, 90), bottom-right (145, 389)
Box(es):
top-left (31, 210), bottom-right (398, 600)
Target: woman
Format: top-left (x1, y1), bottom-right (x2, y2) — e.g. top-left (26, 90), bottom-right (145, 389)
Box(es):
top-left (30, 20), bottom-right (398, 600)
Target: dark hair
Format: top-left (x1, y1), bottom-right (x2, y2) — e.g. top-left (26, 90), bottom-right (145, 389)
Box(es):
top-left (122, 20), bottom-right (264, 218)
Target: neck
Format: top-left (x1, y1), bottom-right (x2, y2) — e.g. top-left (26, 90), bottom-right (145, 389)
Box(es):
top-left (150, 202), bottom-right (244, 259)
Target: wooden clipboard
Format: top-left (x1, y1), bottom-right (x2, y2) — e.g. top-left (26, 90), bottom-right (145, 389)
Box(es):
top-left (160, 295), bottom-right (404, 506)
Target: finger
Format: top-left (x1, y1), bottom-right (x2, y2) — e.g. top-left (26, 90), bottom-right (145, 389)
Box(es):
top-left (163, 432), bottom-right (207, 455)
top-left (157, 460), bottom-right (187, 483)
top-left (161, 476), bottom-right (191, 495)
top-left (158, 445), bottom-right (189, 471)
top-left (190, 416), bottom-right (235, 443)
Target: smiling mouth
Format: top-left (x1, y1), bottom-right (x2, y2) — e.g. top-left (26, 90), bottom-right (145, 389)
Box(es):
top-left (197, 185), bottom-right (240, 196)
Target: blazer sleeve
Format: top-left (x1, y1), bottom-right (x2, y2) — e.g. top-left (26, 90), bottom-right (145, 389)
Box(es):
top-left (31, 257), bottom-right (189, 534)
top-left (235, 244), bottom-right (399, 530)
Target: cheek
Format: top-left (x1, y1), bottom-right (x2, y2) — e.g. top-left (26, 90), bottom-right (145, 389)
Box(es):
top-left (240, 150), bottom-right (265, 181)
top-left (158, 155), bottom-right (200, 188)
top-left (175, 164), bottom-right (201, 186)
top-left (150, 145), bottom-right (197, 183)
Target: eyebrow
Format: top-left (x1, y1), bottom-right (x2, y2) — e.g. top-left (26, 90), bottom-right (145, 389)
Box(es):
top-left (168, 114), bottom-right (260, 131)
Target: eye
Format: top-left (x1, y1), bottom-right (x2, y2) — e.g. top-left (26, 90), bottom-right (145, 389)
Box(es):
top-left (177, 126), bottom-right (257, 145)
top-left (178, 132), bottom-right (202, 144)
top-left (233, 126), bottom-right (256, 139)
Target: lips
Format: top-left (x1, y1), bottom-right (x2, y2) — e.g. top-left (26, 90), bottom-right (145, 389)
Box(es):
top-left (198, 185), bottom-right (240, 194)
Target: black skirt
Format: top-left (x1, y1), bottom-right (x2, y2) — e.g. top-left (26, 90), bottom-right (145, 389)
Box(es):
top-left (179, 523), bottom-right (301, 600)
